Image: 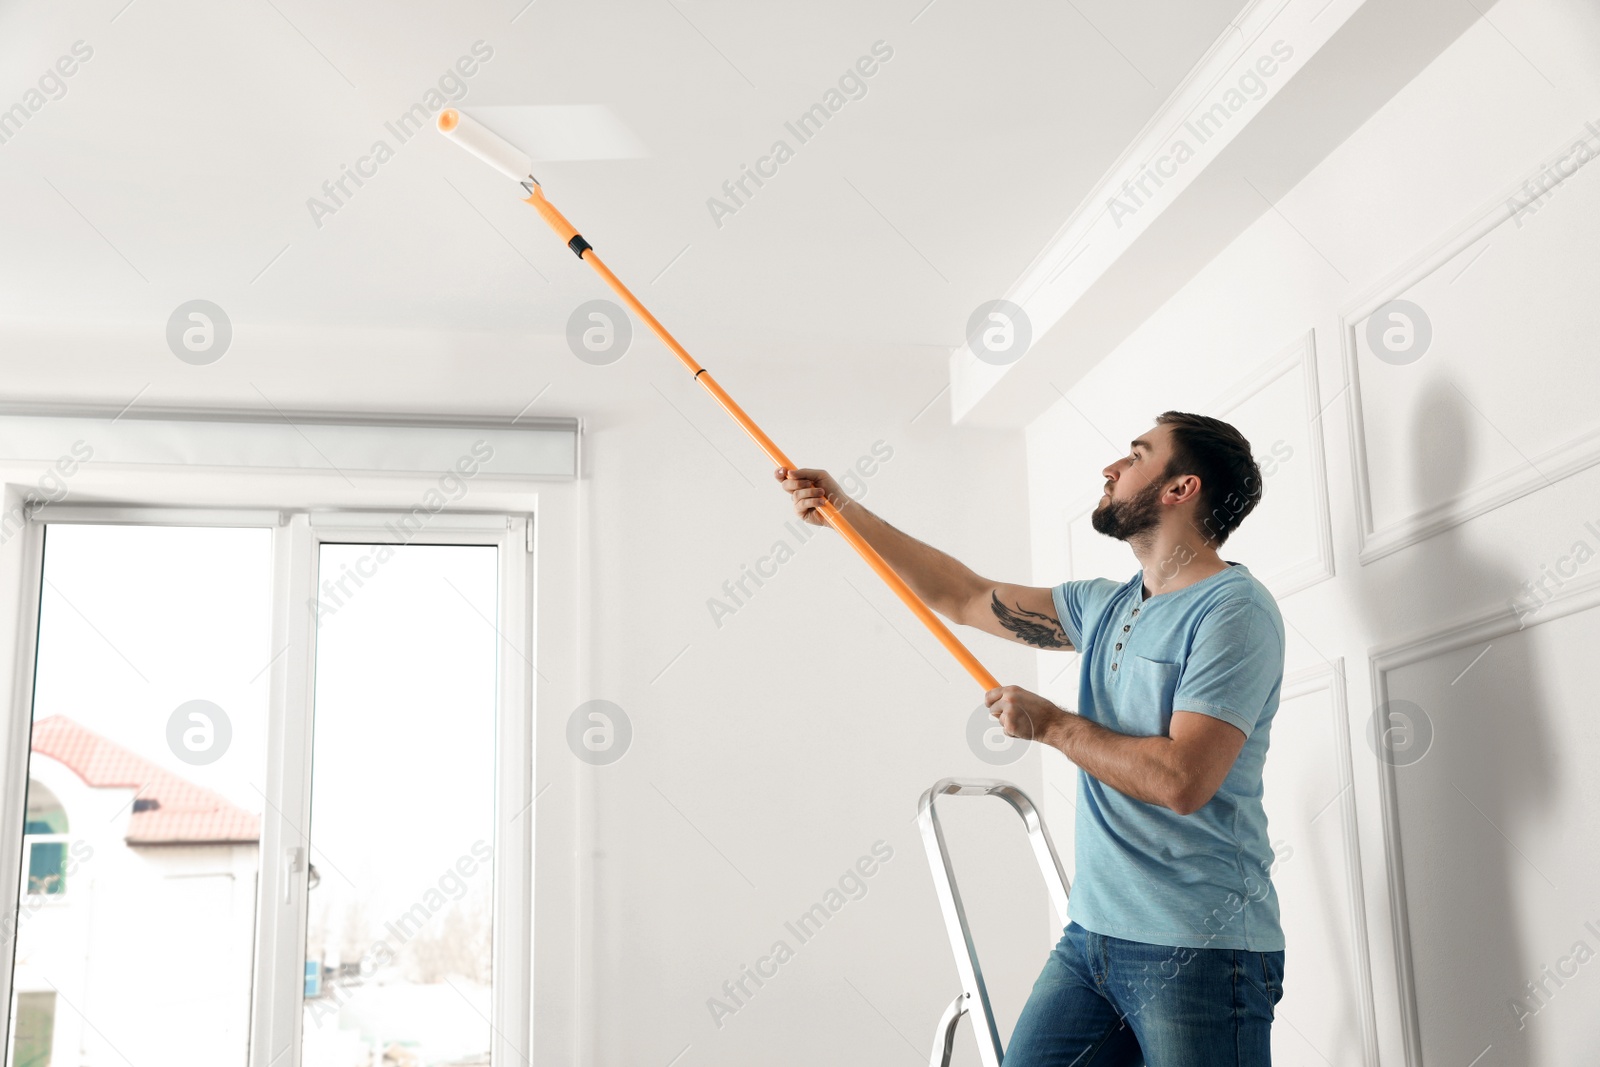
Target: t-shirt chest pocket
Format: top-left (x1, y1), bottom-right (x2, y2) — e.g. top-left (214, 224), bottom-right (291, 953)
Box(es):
top-left (1120, 654), bottom-right (1180, 737)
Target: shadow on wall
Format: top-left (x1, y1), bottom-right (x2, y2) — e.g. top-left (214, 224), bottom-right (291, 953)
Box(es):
top-left (1375, 378), bottom-right (1558, 1066)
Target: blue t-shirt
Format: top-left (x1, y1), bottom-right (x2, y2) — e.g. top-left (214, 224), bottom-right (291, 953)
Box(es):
top-left (1051, 561), bottom-right (1286, 951)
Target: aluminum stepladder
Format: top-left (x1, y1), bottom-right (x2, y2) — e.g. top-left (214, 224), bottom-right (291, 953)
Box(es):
top-left (918, 778), bottom-right (1072, 1067)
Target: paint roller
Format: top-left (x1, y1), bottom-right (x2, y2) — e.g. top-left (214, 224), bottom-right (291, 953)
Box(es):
top-left (437, 107), bottom-right (534, 182)
top-left (438, 107), bottom-right (1001, 693)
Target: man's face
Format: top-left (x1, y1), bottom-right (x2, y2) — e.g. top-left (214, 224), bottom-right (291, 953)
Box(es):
top-left (1091, 425), bottom-right (1171, 541)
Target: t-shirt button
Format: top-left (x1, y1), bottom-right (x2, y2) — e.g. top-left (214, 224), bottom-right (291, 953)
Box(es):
top-left (1111, 662), bottom-right (1118, 670)
top-left (1115, 643), bottom-right (1122, 650)
top-left (1132, 608), bottom-right (1139, 615)
top-left (1123, 625), bottom-right (1131, 632)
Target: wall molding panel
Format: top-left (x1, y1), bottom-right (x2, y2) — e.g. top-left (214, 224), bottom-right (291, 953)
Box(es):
top-left (1340, 130), bottom-right (1600, 565)
top-left (1279, 657), bottom-right (1379, 1067)
top-left (1366, 567), bottom-right (1600, 1066)
top-left (1206, 329), bottom-right (1336, 597)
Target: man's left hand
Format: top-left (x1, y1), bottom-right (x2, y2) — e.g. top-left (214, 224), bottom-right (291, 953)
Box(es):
top-left (985, 685), bottom-right (1070, 743)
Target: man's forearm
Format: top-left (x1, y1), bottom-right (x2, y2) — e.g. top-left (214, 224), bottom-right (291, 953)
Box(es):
top-left (831, 499), bottom-right (983, 620)
top-left (1043, 713), bottom-right (1188, 812)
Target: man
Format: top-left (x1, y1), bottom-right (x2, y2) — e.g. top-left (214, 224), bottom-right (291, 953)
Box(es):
top-left (775, 410), bottom-right (1287, 1065)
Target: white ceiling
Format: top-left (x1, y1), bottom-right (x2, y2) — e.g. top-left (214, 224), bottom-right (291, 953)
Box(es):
top-left (0, 0), bottom-right (1251, 370)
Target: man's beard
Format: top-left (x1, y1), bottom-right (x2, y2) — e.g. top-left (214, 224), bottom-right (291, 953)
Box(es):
top-left (1091, 476), bottom-right (1165, 542)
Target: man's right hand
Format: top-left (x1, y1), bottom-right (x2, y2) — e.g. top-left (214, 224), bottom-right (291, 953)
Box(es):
top-left (775, 467), bottom-right (851, 527)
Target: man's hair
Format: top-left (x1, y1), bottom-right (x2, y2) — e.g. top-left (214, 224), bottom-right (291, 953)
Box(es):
top-left (1153, 411), bottom-right (1262, 546)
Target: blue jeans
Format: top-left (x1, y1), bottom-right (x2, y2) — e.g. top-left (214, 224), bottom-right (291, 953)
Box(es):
top-left (1002, 921), bottom-right (1285, 1066)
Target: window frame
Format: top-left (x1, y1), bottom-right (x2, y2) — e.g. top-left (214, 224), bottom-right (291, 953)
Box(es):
top-left (0, 503), bottom-right (535, 1067)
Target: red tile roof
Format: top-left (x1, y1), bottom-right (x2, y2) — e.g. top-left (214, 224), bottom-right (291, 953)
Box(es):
top-left (31, 715), bottom-right (261, 845)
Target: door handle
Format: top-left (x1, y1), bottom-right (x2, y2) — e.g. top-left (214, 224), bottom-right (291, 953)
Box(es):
top-left (283, 846), bottom-right (304, 905)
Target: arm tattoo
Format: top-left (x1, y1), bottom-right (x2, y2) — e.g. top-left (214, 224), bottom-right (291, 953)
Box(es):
top-left (990, 592), bottom-right (1071, 649)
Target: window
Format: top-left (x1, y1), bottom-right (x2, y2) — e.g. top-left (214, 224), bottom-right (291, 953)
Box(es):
top-left (21, 786), bottom-right (68, 897)
top-left (2, 509), bottom-right (531, 1067)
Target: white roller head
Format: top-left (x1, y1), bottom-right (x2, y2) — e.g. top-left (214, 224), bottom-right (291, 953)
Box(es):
top-left (437, 107), bottom-right (534, 183)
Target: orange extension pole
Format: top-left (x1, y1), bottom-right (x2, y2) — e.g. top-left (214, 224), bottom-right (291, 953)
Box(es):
top-left (521, 182), bottom-right (1000, 693)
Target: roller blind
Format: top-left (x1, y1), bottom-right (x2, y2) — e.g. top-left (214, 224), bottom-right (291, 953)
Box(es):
top-left (0, 404), bottom-right (577, 479)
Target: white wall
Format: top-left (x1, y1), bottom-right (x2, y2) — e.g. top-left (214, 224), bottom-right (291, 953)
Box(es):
top-left (1023, 1), bottom-right (1600, 1063)
top-left (569, 380), bottom-right (1046, 1067)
